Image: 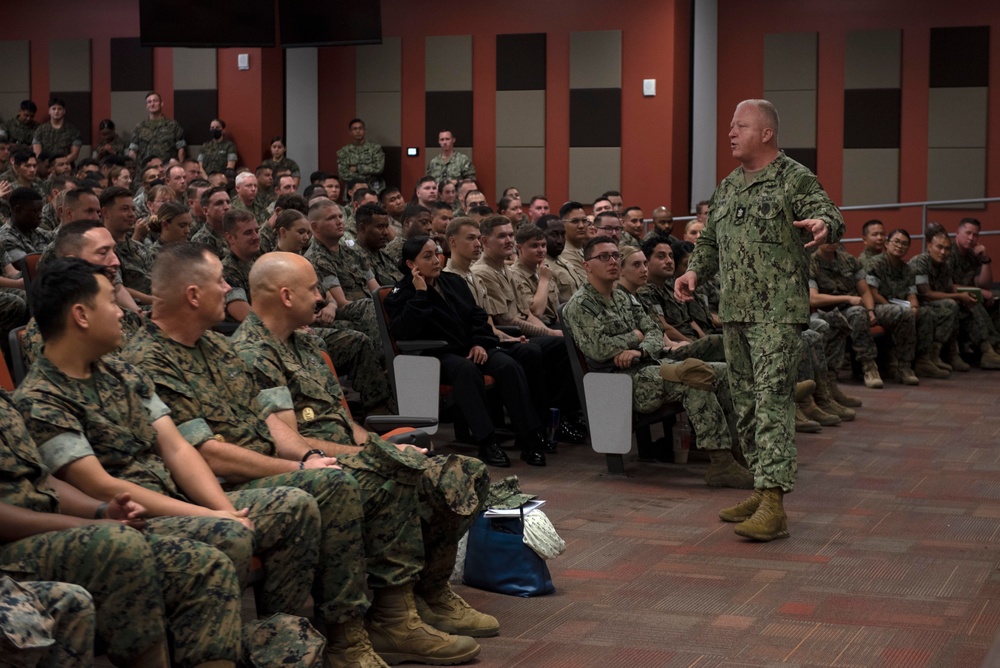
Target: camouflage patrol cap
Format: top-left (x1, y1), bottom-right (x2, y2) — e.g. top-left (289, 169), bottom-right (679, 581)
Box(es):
top-left (487, 475), bottom-right (537, 509)
top-left (659, 358), bottom-right (717, 392)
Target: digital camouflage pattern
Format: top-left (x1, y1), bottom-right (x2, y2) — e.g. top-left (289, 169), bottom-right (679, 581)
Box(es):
top-left (0, 223), bottom-right (52, 267)
top-left (357, 242), bottom-right (402, 287)
top-left (189, 223), bottom-right (229, 260)
top-left (197, 139), bottom-right (237, 175)
top-left (12, 355), bottom-right (322, 624)
top-left (230, 195), bottom-right (269, 226)
top-left (129, 118), bottom-right (186, 163)
top-left (231, 311), bottom-right (489, 596)
top-left (619, 231), bottom-right (644, 249)
top-left (858, 246), bottom-right (882, 271)
top-left (337, 141), bottom-right (385, 193)
top-left (115, 237), bottom-right (152, 295)
top-left (121, 321), bottom-right (412, 623)
top-left (0, 577), bottom-right (94, 668)
top-left (222, 252), bottom-right (256, 318)
top-left (95, 133), bottom-right (130, 160)
top-left (810, 248), bottom-right (879, 364)
top-left (866, 252), bottom-right (946, 358)
top-left (689, 152), bottom-right (845, 324)
top-left (911, 252), bottom-right (1000, 348)
top-left (19, 309), bottom-right (145, 368)
top-left (426, 152), bottom-right (476, 182)
top-left (261, 156), bottom-right (301, 179)
top-left (1, 118), bottom-right (38, 150)
top-left (639, 280), bottom-right (714, 341)
top-left (949, 247), bottom-right (985, 287)
top-left (562, 283), bottom-right (731, 450)
top-left (31, 123), bottom-right (81, 155)
top-left (305, 237), bottom-right (381, 342)
top-left (0, 288), bottom-right (28, 343)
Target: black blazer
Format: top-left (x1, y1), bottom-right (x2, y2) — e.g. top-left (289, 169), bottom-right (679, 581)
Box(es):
top-left (384, 272), bottom-right (500, 356)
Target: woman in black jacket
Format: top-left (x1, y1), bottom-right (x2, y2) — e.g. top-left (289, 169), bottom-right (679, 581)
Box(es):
top-left (384, 236), bottom-right (547, 467)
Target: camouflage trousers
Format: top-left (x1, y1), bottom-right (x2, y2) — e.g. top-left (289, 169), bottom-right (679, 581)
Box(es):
top-left (0, 578), bottom-right (94, 668)
top-left (873, 303), bottom-right (916, 362)
top-left (916, 299), bottom-right (959, 357)
top-left (0, 287), bottom-right (28, 333)
top-left (722, 322), bottom-right (801, 493)
top-left (628, 361), bottom-right (731, 451)
top-left (314, 325), bottom-right (394, 410)
top-left (816, 305), bottom-right (876, 368)
top-left (958, 301), bottom-right (1000, 347)
top-left (234, 470), bottom-right (369, 624)
top-left (0, 523), bottom-right (242, 667)
top-left (146, 486), bottom-right (320, 624)
top-left (340, 298), bottom-right (382, 346)
top-left (664, 333), bottom-right (726, 363)
top-left (797, 328), bottom-right (828, 383)
top-left (414, 454), bottom-right (490, 595)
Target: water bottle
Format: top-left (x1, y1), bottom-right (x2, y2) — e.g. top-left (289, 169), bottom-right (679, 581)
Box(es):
top-left (548, 408), bottom-right (560, 448)
top-left (672, 414), bottom-right (690, 464)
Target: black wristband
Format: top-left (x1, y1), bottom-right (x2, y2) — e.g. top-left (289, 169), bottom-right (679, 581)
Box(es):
top-left (301, 449), bottom-right (326, 463)
top-left (95, 502), bottom-right (109, 519)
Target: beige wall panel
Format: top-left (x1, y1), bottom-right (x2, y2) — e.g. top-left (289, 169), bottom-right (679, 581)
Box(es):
top-left (569, 30), bottom-right (622, 89)
top-left (569, 147), bottom-right (620, 204)
top-left (425, 35), bottom-right (472, 91)
top-left (357, 37), bottom-right (401, 93)
top-left (173, 48), bottom-right (217, 90)
top-left (764, 32), bottom-right (817, 90)
top-left (927, 148), bottom-right (985, 202)
top-left (496, 147), bottom-right (545, 201)
top-left (356, 91), bottom-right (400, 146)
top-left (928, 87), bottom-right (987, 148)
top-left (50, 40), bottom-right (91, 92)
top-left (111, 91), bottom-right (152, 140)
top-left (0, 41), bottom-right (30, 93)
top-left (762, 90), bottom-right (816, 148)
top-left (495, 90), bottom-right (545, 148)
top-left (842, 149), bottom-right (899, 207)
top-left (845, 30), bottom-right (901, 89)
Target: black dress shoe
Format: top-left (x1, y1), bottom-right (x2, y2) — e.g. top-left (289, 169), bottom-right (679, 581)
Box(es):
top-left (477, 441), bottom-right (511, 467)
top-left (520, 449), bottom-right (547, 466)
top-left (556, 421), bottom-right (587, 444)
top-left (535, 429), bottom-right (557, 454)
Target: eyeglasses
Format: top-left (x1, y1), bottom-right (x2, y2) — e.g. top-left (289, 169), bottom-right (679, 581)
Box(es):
top-left (563, 217), bottom-right (592, 226)
top-left (586, 252), bottom-right (623, 263)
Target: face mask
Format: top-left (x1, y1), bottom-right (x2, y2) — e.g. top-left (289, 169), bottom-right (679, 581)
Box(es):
top-left (210, 129), bottom-right (223, 139)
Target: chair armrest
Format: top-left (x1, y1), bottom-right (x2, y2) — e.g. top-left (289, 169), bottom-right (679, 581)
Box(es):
top-left (397, 340), bottom-right (448, 353)
top-left (364, 415), bottom-right (438, 431)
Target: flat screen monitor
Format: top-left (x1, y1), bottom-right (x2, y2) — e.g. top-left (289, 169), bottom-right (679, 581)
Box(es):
top-left (139, 0), bottom-right (277, 48)
top-left (279, 0), bottom-right (382, 47)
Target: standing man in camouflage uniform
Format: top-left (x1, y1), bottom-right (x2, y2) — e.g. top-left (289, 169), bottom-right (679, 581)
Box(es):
top-left (31, 98), bottom-right (81, 165)
top-left (337, 118), bottom-right (386, 194)
top-left (910, 227), bottom-right (1000, 369)
top-left (0, 387), bottom-right (245, 667)
top-left (2, 101), bottom-right (38, 153)
top-left (426, 130), bottom-right (476, 182)
top-left (129, 92), bottom-right (186, 164)
top-left (675, 99), bottom-right (845, 541)
top-left (564, 236), bottom-right (752, 489)
top-left (305, 199), bottom-right (381, 343)
top-left (125, 243), bottom-right (482, 667)
top-left (866, 228), bottom-right (954, 379)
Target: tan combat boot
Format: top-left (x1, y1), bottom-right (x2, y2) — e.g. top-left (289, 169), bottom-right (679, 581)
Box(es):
top-left (799, 395), bottom-right (841, 426)
top-left (415, 586), bottom-right (499, 638)
top-left (734, 488), bottom-right (789, 541)
top-left (948, 340), bottom-right (971, 372)
top-left (719, 490), bottom-right (763, 523)
top-left (861, 359), bottom-right (883, 388)
top-left (325, 619), bottom-right (389, 668)
top-left (816, 373), bottom-right (856, 421)
top-left (980, 343), bottom-right (1000, 370)
top-left (897, 362), bottom-right (919, 385)
top-left (930, 342), bottom-right (952, 372)
top-left (795, 406), bottom-right (822, 433)
top-left (794, 379), bottom-right (816, 402)
top-left (825, 370), bottom-right (862, 408)
top-left (914, 354), bottom-right (950, 379)
top-left (704, 449), bottom-right (754, 488)
top-left (367, 585), bottom-right (480, 666)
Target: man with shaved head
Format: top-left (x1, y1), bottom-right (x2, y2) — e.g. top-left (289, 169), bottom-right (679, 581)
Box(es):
top-left (232, 251), bottom-right (497, 642)
top-left (122, 244), bottom-right (483, 666)
top-left (675, 99), bottom-right (845, 542)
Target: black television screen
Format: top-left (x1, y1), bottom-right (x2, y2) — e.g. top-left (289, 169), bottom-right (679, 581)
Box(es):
top-left (279, 0), bottom-right (382, 47)
top-left (139, 0), bottom-right (277, 48)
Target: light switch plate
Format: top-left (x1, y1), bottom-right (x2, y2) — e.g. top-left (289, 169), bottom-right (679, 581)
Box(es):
top-left (238, 54), bottom-right (250, 71)
top-left (643, 79), bottom-right (656, 96)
